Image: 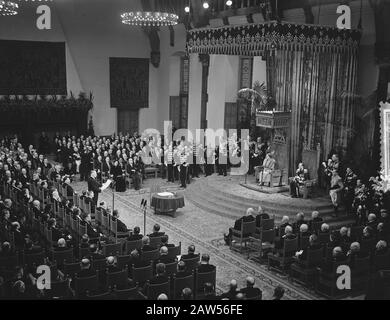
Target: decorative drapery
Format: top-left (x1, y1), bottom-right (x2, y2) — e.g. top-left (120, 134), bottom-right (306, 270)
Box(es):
top-left (186, 21), bottom-right (361, 56)
top-left (186, 21), bottom-right (361, 173)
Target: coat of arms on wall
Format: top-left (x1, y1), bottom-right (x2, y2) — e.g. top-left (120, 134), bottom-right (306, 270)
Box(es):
top-left (109, 57), bottom-right (149, 109)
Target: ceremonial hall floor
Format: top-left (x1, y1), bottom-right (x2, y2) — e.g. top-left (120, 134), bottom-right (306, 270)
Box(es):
top-left (72, 175), bottom-right (361, 300)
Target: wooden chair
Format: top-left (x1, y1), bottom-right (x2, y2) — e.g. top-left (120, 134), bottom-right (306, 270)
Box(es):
top-left (195, 269), bottom-right (216, 298)
top-left (173, 273), bottom-right (194, 299)
top-left (229, 220), bottom-right (256, 253)
top-left (64, 261), bottom-right (81, 278)
top-left (268, 237), bottom-right (298, 273)
top-left (167, 242), bottom-right (181, 260)
top-left (74, 274), bottom-right (99, 297)
top-left (360, 238), bottom-right (376, 256)
top-left (149, 236), bottom-right (163, 248)
top-left (146, 279), bottom-right (170, 300)
top-left (116, 255), bottom-right (130, 270)
top-left (101, 213), bottom-right (110, 235)
top-left (0, 254), bottom-right (19, 270)
top-left (125, 239), bottom-right (143, 254)
top-left (51, 248), bottom-right (75, 266)
top-left (310, 221), bottom-right (323, 234)
top-left (256, 217), bottom-right (275, 233)
top-left (102, 242), bottom-right (122, 256)
top-left (247, 229), bottom-right (275, 260)
top-left (106, 269), bottom-right (129, 289)
top-left (70, 217), bottom-right (79, 237)
top-left (318, 232), bottom-right (330, 245)
top-left (351, 255), bottom-right (371, 293)
top-left (96, 208), bottom-right (103, 227)
top-left (164, 261), bottom-right (178, 278)
top-left (113, 286), bottom-right (139, 300)
top-left (132, 263), bottom-right (153, 285)
top-left (315, 260), bottom-right (349, 299)
top-left (299, 235), bottom-right (310, 250)
top-left (24, 251), bottom-right (45, 267)
top-left (92, 258), bottom-right (108, 271)
top-left (350, 226), bottom-right (364, 241)
top-left (109, 217), bottom-right (129, 242)
top-left (78, 223), bottom-right (87, 238)
top-left (181, 255), bottom-right (200, 272)
top-left (372, 252), bottom-right (390, 272)
top-left (140, 248), bottom-right (160, 263)
top-left (79, 246), bottom-right (91, 259)
top-left (290, 246), bottom-right (324, 286)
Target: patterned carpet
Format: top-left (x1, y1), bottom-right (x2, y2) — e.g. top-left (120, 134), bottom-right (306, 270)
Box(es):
top-left (72, 176), bottom-right (323, 300)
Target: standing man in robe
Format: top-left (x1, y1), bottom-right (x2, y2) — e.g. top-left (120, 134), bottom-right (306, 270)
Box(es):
top-left (330, 169), bottom-right (344, 217)
top-left (88, 170), bottom-right (103, 206)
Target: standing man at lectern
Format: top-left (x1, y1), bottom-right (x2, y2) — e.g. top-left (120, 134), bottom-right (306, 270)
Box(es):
top-left (88, 170), bottom-right (111, 206)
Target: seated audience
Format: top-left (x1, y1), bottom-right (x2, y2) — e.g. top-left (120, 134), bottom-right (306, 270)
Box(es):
top-left (240, 276), bottom-right (262, 300)
top-left (197, 254), bottom-right (216, 273)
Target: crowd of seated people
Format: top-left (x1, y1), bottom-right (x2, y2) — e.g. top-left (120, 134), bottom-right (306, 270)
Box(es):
top-left (226, 201), bottom-right (390, 298)
top-left (1, 134), bottom-right (286, 300)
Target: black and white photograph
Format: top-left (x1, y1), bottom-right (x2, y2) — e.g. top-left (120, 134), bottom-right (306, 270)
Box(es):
top-left (0, 0), bottom-right (390, 306)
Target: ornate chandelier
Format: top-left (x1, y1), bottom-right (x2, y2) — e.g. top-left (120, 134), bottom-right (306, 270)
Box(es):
top-left (0, 1), bottom-right (18, 16)
top-left (121, 11), bottom-right (179, 27)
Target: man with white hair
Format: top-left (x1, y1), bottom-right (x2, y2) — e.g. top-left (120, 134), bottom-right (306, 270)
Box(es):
top-left (299, 224), bottom-right (310, 238)
top-left (32, 200), bottom-right (41, 219)
top-left (347, 242), bottom-right (368, 267)
top-left (255, 206), bottom-right (270, 228)
top-left (367, 213), bottom-right (378, 230)
top-left (225, 208), bottom-right (256, 245)
top-left (240, 276), bottom-right (262, 300)
top-left (220, 279), bottom-right (239, 300)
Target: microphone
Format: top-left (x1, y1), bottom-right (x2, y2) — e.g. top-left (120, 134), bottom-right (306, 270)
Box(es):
top-left (143, 200), bottom-right (147, 208)
top-left (140, 199), bottom-right (145, 207)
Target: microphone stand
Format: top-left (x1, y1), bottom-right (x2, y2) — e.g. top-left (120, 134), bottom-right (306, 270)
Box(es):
top-left (141, 199), bottom-right (147, 235)
top-left (110, 179), bottom-right (116, 212)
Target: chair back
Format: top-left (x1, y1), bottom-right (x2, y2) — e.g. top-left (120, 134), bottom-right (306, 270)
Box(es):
top-left (167, 243), bottom-right (181, 260)
top-left (146, 280), bottom-right (170, 300)
top-left (311, 221), bottom-right (323, 234)
top-left (116, 255), bottom-right (130, 270)
top-left (79, 223), bottom-right (87, 238)
top-left (0, 254), bottom-right (19, 270)
top-left (132, 264), bottom-right (153, 284)
top-left (79, 246), bottom-right (91, 259)
top-left (173, 274), bottom-right (194, 299)
top-left (106, 269), bottom-right (129, 289)
top-left (102, 213), bottom-right (110, 232)
top-left (360, 238), bottom-right (376, 255)
top-left (70, 218), bottom-right (79, 236)
top-left (350, 226), bottom-right (364, 241)
top-left (260, 218), bottom-right (275, 231)
top-left (125, 239), bottom-right (143, 254)
top-left (149, 236), bottom-right (163, 248)
top-left (113, 286), bottom-right (138, 300)
top-left (181, 255), bottom-right (200, 272)
top-left (352, 256), bottom-right (371, 274)
top-left (24, 251), bottom-right (45, 267)
top-left (64, 212), bottom-right (71, 230)
top-left (306, 246), bottom-right (324, 267)
top-left (299, 235), bottom-right (310, 250)
top-left (52, 248), bottom-right (74, 266)
top-left (64, 261), bottom-right (81, 278)
top-left (96, 208), bottom-right (103, 226)
top-left (110, 216), bottom-right (118, 236)
top-left (75, 275), bottom-right (98, 296)
top-left (164, 261), bottom-right (178, 278)
top-left (261, 229), bottom-right (275, 243)
top-left (318, 232), bottom-right (330, 245)
top-left (372, 252), bottom-right (390, 271)
top-left (141, 248), bottom-right (160, 263)
top-left (196, 269), bottom-right (216, 294)
top-left (241, 221), bottom-right (256, 236)
top-left (102, 242), bottom-right (122, 256)
top-left (92, 258), bottom-right (108, 271)
top-left (283, 237), bottom-right (298, 256)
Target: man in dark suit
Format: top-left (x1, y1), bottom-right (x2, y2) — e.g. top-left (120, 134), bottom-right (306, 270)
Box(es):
top-left (220, 280), bottom-right (239, 300)
top-left (87, 170), bottom-right (103, 206)
top-left (240, 277), bottom-right (262, 299)
top-left (225, 208), bottom-right (256, 244)
top-left (155, 246), bottom-right (175, 265)
top-left (160, 235), bottom-right (175, 248)
top-left (197, 254), bottom-right (216, 273)
top-left (347, 242), bottom-right (368, 268)
top-left (175, 261), bottom-right (191, 278)
top-left (149, 263), bottom-right (169, 285)
top-left (148, 224), bottom-right (165, 238)
top-left (141, 236), bottom-right (156, 252)
top-left (297, 234), bottom-right (322, 262)
top-left (88, 243), bottom-right (105, 261)
top-left (112, 210), bottom-right (130, 233)
top-left (127, 226), bottom-right (143, 241)
top-left (77, 258), bottom-right (96, 278)
top-left (181, 245), bottom-right (199, 260)
top-left (293, 212), bottom-right (307, 233)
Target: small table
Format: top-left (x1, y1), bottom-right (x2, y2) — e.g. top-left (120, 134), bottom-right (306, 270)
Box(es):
top-left (151, 194), bottom-right (185, 217)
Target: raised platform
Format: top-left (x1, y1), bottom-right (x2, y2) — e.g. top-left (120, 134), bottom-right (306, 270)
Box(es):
top-left (186, 174), bottom-right (354, 229)
top-left (240, 182), bottom-right (289, 194)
